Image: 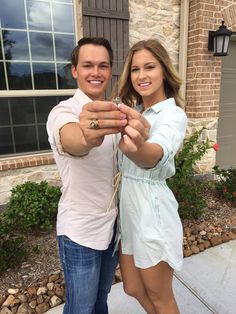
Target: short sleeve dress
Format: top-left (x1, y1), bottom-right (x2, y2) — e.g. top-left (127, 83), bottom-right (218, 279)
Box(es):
top-left (118, 98), bottom-right (188, 271)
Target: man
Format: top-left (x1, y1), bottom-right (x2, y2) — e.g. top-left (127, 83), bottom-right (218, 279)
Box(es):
top-left (47, 37), bottom-right (149, 314)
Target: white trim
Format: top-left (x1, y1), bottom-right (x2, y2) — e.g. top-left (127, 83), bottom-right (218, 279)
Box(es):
top-left (0, 89), bottom-right (76, 97)
top-left (179, 0), bottom-right (189, 103)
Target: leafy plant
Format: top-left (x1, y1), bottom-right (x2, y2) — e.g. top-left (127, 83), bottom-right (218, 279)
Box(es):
top-left (168, 128), bottom-right (214, 219)
top-left (4, 181), bottom-right (61, 233)
top-left (213, 166), bottom-right (236, 203)
top-left (0, 181), bottom-right (61, 272)
top-left (0, 234), bottom-right (26, 272)
top-left (0, 215), bottom-right (27, 272)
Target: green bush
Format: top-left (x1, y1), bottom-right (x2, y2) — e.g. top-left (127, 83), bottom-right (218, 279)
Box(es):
top-left (168, 128), bottom-right (213, 219)
top-left (213, 166), bottom-right (236, 203)
top-left (0, 215), bottom-right (27, 272)
top-left (0, 181), bottom-right (61, 272)
top-left (4, 181), bottom-right (61, 233)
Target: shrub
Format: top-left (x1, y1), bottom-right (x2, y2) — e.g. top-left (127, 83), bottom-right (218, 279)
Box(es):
top-left (4, 181), bottom-right (61, 233)
top-left (213, 166), bottom-right (236, 203)
top-left (168, 128), bottom-right (214, 219)
top-left (0, 215), bottom-right (27, 272)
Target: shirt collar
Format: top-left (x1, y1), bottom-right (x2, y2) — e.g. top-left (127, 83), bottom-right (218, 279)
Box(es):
top-left (136, 97), bottom-right (176, 114)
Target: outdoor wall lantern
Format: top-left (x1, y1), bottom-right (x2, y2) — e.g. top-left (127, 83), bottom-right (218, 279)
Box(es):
top-left (208, 21), bottom-right (232, 56)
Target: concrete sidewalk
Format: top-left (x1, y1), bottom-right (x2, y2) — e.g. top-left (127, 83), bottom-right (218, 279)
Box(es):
top-left (47, 239), bottom-right (236, 314)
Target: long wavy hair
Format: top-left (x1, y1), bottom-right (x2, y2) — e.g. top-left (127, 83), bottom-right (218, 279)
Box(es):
top-left (113, 39), bottom-right (184, 108)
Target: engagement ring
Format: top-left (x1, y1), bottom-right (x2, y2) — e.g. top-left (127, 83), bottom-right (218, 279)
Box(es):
top-left (90, 119), bottom-right (99, 129)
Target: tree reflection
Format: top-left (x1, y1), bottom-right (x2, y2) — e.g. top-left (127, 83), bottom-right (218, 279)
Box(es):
top-left (3, 29), bottom-right (15, 60)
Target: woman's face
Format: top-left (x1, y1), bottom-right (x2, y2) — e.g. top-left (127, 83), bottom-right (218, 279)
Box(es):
top-left (130, 48), bottom-right (166, 108)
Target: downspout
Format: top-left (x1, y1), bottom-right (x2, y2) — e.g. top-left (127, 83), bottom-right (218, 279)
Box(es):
top-left (179, 0), bottom-right (189, 105)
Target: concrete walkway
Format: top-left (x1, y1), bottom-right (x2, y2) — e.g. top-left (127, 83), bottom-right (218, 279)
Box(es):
top-left (47, 239), bottom-right (236, 314)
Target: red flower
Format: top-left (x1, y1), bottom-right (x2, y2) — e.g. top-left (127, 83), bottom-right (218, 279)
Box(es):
top-left (223, 187), bottom-right (228, 194)
top-left (213, 143), bottom-right (219, 151)
top-left (233, 191), bottom-right (236, 197)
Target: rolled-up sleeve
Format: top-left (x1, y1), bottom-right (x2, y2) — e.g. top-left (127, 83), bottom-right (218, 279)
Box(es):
top-left (47, 104), bottom-right (79, 156)
top-left (147, 107), bottom-right (187, 166)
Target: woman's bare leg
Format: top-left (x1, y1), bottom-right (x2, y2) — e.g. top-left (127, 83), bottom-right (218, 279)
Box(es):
top-left (119, 249), bottom-right (156, 314)
top-left (140, 261), bottom-right (179, 314)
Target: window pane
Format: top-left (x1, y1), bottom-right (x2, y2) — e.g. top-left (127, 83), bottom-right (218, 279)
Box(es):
top-left (4, 31), bottom-right (29, 60)
top-left (11, 97), bottom-right (35, 124)
top-left (0, 127), bottom-right (13, 154)
top-left (14, 126), bottom-right (37, 153)
top-left (52, 3), bottom-right (74, 33)
top-left (55, 34), bottom-right (75, 61)
top-left (33, 63), bottom-right (56, 89)
top-left (35, 96), bottom-right (57, 123)
top-left (30, 32), bottom-right (54, 61)
top-left (0, 0), bottom-right (26, 29)
top-left (0, 62), bottom-right (7, 90)
top-left (27, 0), bottom-right (52, 31)
top-left (7, 62), bottom-right (32, 90)
top-left (57, 63), bottom-right (76, 89)
top-left (0, 35), bottom-right (2, 59)
top-left (38, 124), bottom-right (50, 150)
top-left (0, 98), bottom-right (10, 125)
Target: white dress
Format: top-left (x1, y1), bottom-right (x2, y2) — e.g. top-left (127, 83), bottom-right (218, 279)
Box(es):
top-left (118, 98), bottom-right (188, 270)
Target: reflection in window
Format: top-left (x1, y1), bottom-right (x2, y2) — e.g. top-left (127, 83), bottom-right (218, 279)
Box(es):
top-left (27, 0), bottom-right (51, 31)
top-left (38, 125), bottom-right (50, 150)
top-left (0, 0), bottom-right (75, 92)
top-left (4, 31), bottom-right (29, 60)
top-left (14, 126), bottom-right (37, 153)
top-left (52, 3), bottom-right (74, 33)
top-left (0, 127), bottom-right (13, 154)
top-left (33, 63), bottom-right (56, 89)
top-left (55, 34), bottom-right (74, 61)
top-left (11, 98), bottom-right (35, 124)
top-left (0, 63), bottom-right (7, 89)
top-left (35, 97), bottom-right (57, 123)
top-left (0, 0), bottom-right (76, 155)
top-left (0, 98), bottom-right (10, 125)
top-left (57, 63), bottom-right (76, 89)
top-left (0, 37), bottom-right (2, 59)
top-left (0, 96), bottom-right (69, 155)
top-left (30, 33), bottom-right (54, 61)
top-left (7, 63), bottom-right (32, 90)
top-left (0, 0), bottom-right (26, 29)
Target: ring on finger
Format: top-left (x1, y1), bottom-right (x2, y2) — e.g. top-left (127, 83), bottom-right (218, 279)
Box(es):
top-left (90, 118), bottom-right (100, 129)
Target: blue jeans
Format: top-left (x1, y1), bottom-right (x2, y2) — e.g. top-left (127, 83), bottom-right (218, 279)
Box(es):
top-left (58, 228), bottom-right (118, 314)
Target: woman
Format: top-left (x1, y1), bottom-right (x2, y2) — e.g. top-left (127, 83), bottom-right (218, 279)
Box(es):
top-left (114, 39), bottom-right (188, 314)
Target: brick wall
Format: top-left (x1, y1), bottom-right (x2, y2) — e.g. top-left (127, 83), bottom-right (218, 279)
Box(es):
top-left (185, 0), bottom-right (236, 173)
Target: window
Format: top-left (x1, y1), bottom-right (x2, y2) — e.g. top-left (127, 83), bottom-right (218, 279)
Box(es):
top-left (0, 0), bottom-right (77, 156)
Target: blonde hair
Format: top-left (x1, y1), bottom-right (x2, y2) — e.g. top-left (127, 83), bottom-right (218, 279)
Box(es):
top-left (113, 39), bottom-right (184, 108)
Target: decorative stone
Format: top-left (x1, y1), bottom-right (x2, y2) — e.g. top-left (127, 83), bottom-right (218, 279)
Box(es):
top-left (36, 287), bottom-right (47, 296)
top-left (27, 287), bottom-right (37, 296)
top-left (183, 248), bottom-right (192, 257)
top-left (48, 274), bottom-right (60, 283)
top-left (16, 303), bottom-right (35, 314)
top-left (46, 283), bottom-right (54, 291)
top-left (190, 245), bottom-right (200, 254)
top-left (35, 303), bottom-right (50, 314)
top-left (7, 290), bottom-right (19, 296)
top-left (210, 236), bottom-right (222, 247)
top-left (49, 296), bottom-right (62, 308)
top-left (0, 307), bottom-right (13, 314)
top-left (2, 295), bottom-right (15, 308)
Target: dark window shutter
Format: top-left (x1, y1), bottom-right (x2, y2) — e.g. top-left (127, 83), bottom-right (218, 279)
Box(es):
top-left (82, 0), bottom-right (129, 97)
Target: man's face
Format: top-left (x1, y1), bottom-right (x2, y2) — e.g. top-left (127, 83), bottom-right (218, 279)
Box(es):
top-left (72, 44), bottom-right (112, 100)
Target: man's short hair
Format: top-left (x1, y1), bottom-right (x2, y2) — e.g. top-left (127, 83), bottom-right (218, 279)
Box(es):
top-left (71, 37), bottom-right (113, 67)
